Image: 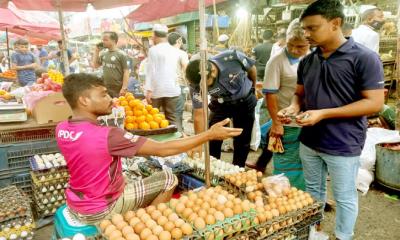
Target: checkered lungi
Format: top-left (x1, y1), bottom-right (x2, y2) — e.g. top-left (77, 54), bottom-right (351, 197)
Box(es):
top-left (68, 169), bottom-right (177, 224)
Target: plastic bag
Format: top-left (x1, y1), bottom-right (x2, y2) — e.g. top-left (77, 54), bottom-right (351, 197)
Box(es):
top-left (23, 90), bottom-right (54, 111)
top-left (250, 99), bottom-right (264, 151)
top-left (261, 173), bottom-right (291, 197)
top-left (0, 82), bottom-right (13, 92)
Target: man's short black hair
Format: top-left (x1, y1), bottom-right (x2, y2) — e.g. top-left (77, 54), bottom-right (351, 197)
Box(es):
top-left (14, 38), bottom-right (29, 46)
top-left (168, 32), bottom-right (186, 45)
top-left (154, 31), bottom-right (167, 38)
top-left (185, 59), bottom-right (212, 87)
top-left (263, 29), bottom-right (273, 40)
top-left (300, 0), bottom-right (345, 25)
top-left (103, 31), bottom-right (119, 43)
top-left (62, 73), bottom-right (105, 109)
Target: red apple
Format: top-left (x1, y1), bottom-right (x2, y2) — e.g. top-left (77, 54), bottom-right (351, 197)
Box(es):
top-left (41, 73), bottom-right (49, 79)
top-left (37, 78), bottom-right (44, 84)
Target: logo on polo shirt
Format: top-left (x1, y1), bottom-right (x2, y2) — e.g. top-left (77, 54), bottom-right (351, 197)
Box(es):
top-left (124, 132), bottom-right (139, 143)
top-left (58, 130), bottom-right (83, 141)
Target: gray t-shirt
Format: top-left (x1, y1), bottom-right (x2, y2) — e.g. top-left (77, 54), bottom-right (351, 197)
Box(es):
top-left (99, 49), bottom-right (128, 97)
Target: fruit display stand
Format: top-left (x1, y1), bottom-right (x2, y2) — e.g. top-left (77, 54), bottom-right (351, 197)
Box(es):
top-left (0, 186), bottom-right (35, 239)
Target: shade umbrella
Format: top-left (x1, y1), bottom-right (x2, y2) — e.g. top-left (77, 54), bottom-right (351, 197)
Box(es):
top-left (0, 0), bottom-right (149, 75)
top-left (127, 0), bottom-right (226, 23)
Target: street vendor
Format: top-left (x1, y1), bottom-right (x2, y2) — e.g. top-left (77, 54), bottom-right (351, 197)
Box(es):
top-left (247, 23), bottom-right (310, 190)
top-left (278, 0), bottom-right (384, 239)
top-left (185, 50), bottom-right (257, 167)
top-left (56, 73), bottom-right (242, 224)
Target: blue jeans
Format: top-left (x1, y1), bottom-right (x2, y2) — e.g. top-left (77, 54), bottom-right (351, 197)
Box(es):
top-left (175, 86), bottom-right (187, 132)
top-left (299, 143), bottom-right (360, 240)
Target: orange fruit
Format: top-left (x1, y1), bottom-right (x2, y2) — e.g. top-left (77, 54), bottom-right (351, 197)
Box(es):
top-left (142, 109), bottom-right (148, 115)
top-left (128, 100), bottom-right (136, 108)
top-left (131, 122), bottom-right (138, 129)
top-left (133, 110), bottom-right (143, 116)
top-left (139, 122), bottom-right (151, 130)
top-left (126, 116), bottom-right (135, 123)
top-left (118, 96), bottom-right (126, 102)
top-left (159, 114), bottom-right (166, 120)
top-left (125, 92), bottom-right (133, 97)
top-left (146, 114), bottom-right (154, 122)
top-left (153, 115), bottom-right (162, 124)
top-left (136, 103), bottom-right (145, 110)
top-left (120, 100), bottom-right (128, 106)
top-left (136, 115), bottom-right (146, 123)
top-left (149, 121), bottom-right (159, 129)
top-left (126, 111), bottom-right (133, 116)
top-left (125, 123), bottom-right (135, 130)
top-left (124, 106), bottom-right (132, 112)
top-left (145, 105), bottom-right (153, 111)
top-left (150, 108), bottom-right (159, 115)
top-left (126, 95), bottom-right (135, 101)
top-left (160, 119), bottom-right (169, 128)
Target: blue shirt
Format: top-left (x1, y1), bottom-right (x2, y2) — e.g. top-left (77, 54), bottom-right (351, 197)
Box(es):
top-left (298, 38), bottom-right (384, 156)
top-left (11, 51), bottom-right (36, 86)
top-left (39, 48), bottom-right (48, 68)
top-left (191, 50), bottom-right (255, 109)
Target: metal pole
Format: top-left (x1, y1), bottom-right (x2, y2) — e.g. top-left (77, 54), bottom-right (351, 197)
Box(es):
top-left (396, 0), bottom-right (400, 130)
top-left (212, 0), bottom-right (220, 44)
top-left (199, 0), bottom-right (211, 187)
top-left (57, 0), bottom-right (70, 75)
top-left (6, 28), bottom-right (10, 69)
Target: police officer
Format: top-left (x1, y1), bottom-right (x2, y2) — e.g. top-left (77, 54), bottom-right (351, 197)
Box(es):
top-left (186, 50), bottom-right (257, 167)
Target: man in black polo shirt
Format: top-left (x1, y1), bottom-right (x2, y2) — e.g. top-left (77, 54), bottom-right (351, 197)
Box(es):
top-left (278, 1), bottom-right (384, 239)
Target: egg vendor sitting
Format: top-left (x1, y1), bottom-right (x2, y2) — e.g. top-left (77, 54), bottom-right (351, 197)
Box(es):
top-left (55, 73), bottom-right (243, 224)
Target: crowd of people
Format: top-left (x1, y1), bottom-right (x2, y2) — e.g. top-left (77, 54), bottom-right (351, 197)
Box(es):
top-left (0, 0), bottom-right (390, 239)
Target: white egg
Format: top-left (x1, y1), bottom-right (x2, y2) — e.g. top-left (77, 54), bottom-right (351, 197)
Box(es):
top-left (72, 233), bottom-right (86, 240)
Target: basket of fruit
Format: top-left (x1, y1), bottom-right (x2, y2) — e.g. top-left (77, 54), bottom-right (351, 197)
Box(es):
top-left (0, 70), bottom-right (17, 81)
top-left (117, 92), bottom-right (177, 136)
top-left (0, 89), bottom-right (15, 102)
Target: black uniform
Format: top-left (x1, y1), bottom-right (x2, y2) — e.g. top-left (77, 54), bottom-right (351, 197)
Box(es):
top-left (191, 50), bottom-right (257, 167)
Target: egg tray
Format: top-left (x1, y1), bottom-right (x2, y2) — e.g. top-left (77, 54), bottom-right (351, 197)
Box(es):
top-left (221, 178), bottom-right (251, 199)
top-left (0, 186), bottom-right (33, 224)
top-left (30, 170), bottom-right (69, 187)
top-left (0, 224), bottom-right (35, 239)
top-left (34, 200), bottom-right (64, 218)
top-left (29, 156), bottom-right (67, 172)
top-left (189, 168), bottom-right (222, 186)
top-left (253, 202), bottom-right (323, 239)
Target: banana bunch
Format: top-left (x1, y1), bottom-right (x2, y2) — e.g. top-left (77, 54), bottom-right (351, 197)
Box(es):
top-left (268, 136), bottom-right (284, 153)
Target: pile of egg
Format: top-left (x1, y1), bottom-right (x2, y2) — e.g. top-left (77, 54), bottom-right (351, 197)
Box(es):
top-left (224, 170), bottom-right (264, 192)
top-left (183, 156), bottom-right (245, 177)
top-left (100, 203), bottom-right (193, 240)
top-left (33, 153), bottom-right (66, 169)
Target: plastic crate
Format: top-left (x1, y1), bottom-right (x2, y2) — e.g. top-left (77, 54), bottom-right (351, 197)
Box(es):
top-left (0, 127), bottom-right (56, 144)
top-left (0, 140), bottom-right (59, 175)
top-left (293, 212), bottom-right (323, 240)
top-left (178, 173), bottom-right (204, 191)
top-left (0, 172), bottom-right (32, 198)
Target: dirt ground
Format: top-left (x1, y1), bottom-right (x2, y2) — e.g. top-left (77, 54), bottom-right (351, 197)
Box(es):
top-left (33, 115), bottom-right (400, 240)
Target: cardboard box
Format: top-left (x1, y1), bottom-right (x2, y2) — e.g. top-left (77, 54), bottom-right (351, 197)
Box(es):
top-left (32, 92), bottom-right (73, 124)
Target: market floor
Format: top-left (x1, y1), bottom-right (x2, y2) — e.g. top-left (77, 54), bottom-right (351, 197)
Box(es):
top-left (33, 114), bottom-right (400, 240)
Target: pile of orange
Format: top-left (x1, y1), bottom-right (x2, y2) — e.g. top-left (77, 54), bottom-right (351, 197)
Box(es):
top-left (117, 93), bottom-right (169, 131)
top-left (0, 70), bottom-right (17, 79)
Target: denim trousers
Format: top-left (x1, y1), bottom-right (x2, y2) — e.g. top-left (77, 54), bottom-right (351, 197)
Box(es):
top-left (175, 86), bottom-right (187, 132)
top-left (299, 143), bottom-right (360, 240)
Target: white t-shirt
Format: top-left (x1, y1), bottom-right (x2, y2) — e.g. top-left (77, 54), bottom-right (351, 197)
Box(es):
top-left (270, 42), bottom-right (285, 58)
top-left (352, 24), bottom-right (380, 53)
top-left (262, 49), bottom-right (299, 110)
top-left (176, 49), bottom-right (189, 87)
top-left (144, 42), bottom-right (182, 98)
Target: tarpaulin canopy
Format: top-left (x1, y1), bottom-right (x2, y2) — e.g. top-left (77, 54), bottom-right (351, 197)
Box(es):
top-left (0, 0), bottom-right (149, 12)
top-left (127, 0), bottom-right (226, 23)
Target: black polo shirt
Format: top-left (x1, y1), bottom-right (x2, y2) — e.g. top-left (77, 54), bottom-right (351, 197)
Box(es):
top-left (298, 37), bottom-right (384, 156)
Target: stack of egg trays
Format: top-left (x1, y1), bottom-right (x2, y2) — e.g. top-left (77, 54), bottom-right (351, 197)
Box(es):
top-left (254, 202), bottom-right (323, 239)
top-left (30, 168), bottom-right (69, 218)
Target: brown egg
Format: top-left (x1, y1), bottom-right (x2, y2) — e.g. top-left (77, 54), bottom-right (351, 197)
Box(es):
top-left (241, 202), bottom-right (250, 212)
top-left (125, 233), bottom-right (140, 240)
top-left (198, 209), bottom-right (208, 219)
top-left (141, 214), bottom-right (152, 223)
top-left (109, 230), bottom-right (122, 239)
top-left (100, 219), bottom-right (112, 231)
top-left (179, 196), bottom-right (189, 203)
top-left (122, 225), bottom-right (134, 237)
top-left (163, 208), bottom-right (173, 217)
top-left (185, 200), bottom-right (194, 208)
top-left (136, 208), bottom-right (146, 218)
top-left (105, 225), bottom-right (117, 236)
top-left (169, 228), bottom-right (182, 239)
top-left (157, 216), bottom-right (168, 226)
top-left (129, 217), bottom-right (141, 228)
top-left (151, 210), bottom-right (162, 221)
top-left (194, 218), bottom-right (206, 230)
top-left (175, 203), bottom-right (185, 214)
top-left (124, 211), bottom-right (135, 221)
top-left (188, 213), bottom-right (198, 223)
top-left (174, 219), bottom-right (185, 228)
top-left (182, 208), bottom-right (192, 219)
top-left (209, 199), bottom-right (218, 208)
top-left (233, 198), bottom-right (242, 204)
top-left (192, 206), bottom-right (201, 213)
top-left (146, 205), bottom-right (157, 214)
top-left (112, 214), bottom-right (124, 225)
top-left (265, 211), bottom-right (273, 220)
top-left (188, 193), bottom-right (197, 201)
top-left (271, 209), bottom-right (280, 217)
top-left (233, 205), bottom-right (243, 215)
top-left (247, 192), bottom-right (256, 201)
top-left (168, 213), bottom-right (179, 222)
top-left (159, 231), bottom-right (172, 240)
top-left (140, 228), bottom-right (153, 239)
top-left (152, 225), bottom-right (163, 236)
top-left (205, 215), bottom-right (216, 225)
top-left (223, 208), bottom-right (234, 218)
top-left (180, 223), bottom-right (193, 235)
top-left (258, 213), bottom-right (266, 223)
top-left (278, 206), bottom-right (286, 215)
top-left (146, 219), bottom-right (157, 229)
top-left (170, 199), bottom-right (179, 208)
top-left (146, 234), bottom-right (159, 240)
top-left (224, 201), bottom-right (233, 209)
top-left (134, 222), bottom-right (146, 234)
top-left (194, 198), bottom-right (203, 205)
top-left (164, 222), bottom-right (175, 232)
top-left (207, 208), bottom-right (216, 215)
top-left (157, 203), bottom-right (168, 212)
top-left (116, 221), bottom-right (128, 230)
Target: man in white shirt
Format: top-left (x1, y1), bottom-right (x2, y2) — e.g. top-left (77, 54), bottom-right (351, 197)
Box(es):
top-left (352, 7), bottom-right (384, 53)
top-left (168, 32), bottom-right (189, 132)
top-left (145, 24), bottom-right (182, 126)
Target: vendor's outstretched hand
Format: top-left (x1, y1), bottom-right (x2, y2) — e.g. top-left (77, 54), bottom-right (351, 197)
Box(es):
top-left (208, 118), bottom-right (242, 140)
